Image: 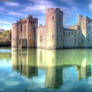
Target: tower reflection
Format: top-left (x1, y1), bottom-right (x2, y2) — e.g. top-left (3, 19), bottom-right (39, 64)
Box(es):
top-left (12, 49), bottom-right (38, 78)
top-left (12, 49), bottom-right (92, 89)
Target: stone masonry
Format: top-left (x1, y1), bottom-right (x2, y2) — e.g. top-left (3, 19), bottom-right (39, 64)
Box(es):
top-left (12, 8), bottom-right (92, 50)
top-left (12, 15), bottom-right (38, 50)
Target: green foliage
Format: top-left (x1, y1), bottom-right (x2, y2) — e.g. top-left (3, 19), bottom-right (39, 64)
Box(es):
top-left (0, 30), bottom-right (10, 37)
top-left (0, 30), bottom-right (11, 45)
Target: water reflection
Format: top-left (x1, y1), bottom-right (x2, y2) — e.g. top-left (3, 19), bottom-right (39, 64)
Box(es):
top-left (12, 49), bottom-right (38, 78)
top-left (12, 49), bottom-right (92, 90)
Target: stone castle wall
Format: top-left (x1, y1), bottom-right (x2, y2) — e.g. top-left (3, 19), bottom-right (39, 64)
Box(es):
top-left (12, 8), bottom-right (92, 50)
top-left (12, 15), bottom-right (38, 50)
top-left (63, 29), bottom-right (78, 48)
top-left (37, 25), bottom-right (46, 48)
top-left (12, 23), bottom-right (18, 50)
top-left (37, 8), bottom-right (63, 49)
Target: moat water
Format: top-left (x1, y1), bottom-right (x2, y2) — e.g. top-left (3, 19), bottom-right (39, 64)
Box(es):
top-left (0, 48), bottom-right (92, 92)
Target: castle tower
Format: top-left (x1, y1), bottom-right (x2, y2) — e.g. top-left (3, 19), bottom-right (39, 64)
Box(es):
top-left (12, 22), bottom-right (18, 51)
top-left (80, 16), bottom-right (89, 47)
top-left (26, 15), bottom-right (38, 48)
top-left (12, 15), bottom-right (38, 50)
top-left (77, 14), bottom-right (82, 26)
top-left (45, 8), bottom-right (63, 49)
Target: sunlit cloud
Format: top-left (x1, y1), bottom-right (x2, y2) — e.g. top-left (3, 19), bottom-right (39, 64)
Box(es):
top-left (0, 0), bottom-right (91, 30)
top-left (0, 21), bottom-right (10, 25)
top-left (0, 20), bottom-right (12, 30)
top-left (23, 0), bottom-right (56, 13)
top-left (0, 25), bottom-right (11, 30)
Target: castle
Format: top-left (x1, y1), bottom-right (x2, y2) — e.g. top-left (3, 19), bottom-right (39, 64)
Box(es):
top-left (12, 8), bottom-right (92, 50)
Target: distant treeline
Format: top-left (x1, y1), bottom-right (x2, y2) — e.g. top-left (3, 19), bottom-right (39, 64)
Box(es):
top-left (0, 30), bottom-right (11, 47)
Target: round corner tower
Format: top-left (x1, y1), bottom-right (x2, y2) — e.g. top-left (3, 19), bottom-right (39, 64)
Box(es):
top-left (45, 8), bottom-right (63, 49)
top-left (12, 22), bottom-right (18, 51)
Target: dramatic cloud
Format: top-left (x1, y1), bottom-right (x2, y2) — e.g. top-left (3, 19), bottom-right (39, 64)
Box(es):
top-left (22, 0), bottom-right (57, 26)
top-left (0, 0), bottom-right (91, 30)
top-left (23, 0), bottom-right (56, 13)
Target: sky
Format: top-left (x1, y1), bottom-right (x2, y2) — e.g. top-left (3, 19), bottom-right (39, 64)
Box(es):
top-left (0, 0), bottom-right (92, 30)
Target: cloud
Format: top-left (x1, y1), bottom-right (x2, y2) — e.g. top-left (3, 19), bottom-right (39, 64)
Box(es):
top-left (23, 0), bottom-right (56, 13)
top-left (89, 2), bottom-right (92, 11)
top-left (0, 21), bottom-right (10, 25)
top-left (21, 0), bottom-right (57, 25)
top-left (0, 7), bottom-right (7, 13)
top-left (8, 11), bottom-right (23, 16)
top-left (22, 0), bottom-right (78, 26)
top-left (38, 16), bottom-right (45, 25)
top-left (4, 2), bottom-right (20, 7)
top-left (0, 20), bottom-right (12, 30)
top-left (0, 25), bottom-right (11, 30)
top-left (59, 0), bottom-right (79, 25)
top-left (0, 7), bottom-right (6, 11)
top-left (0, 0), bottom-right (79, 29)
top-left (60, 0), bottom-right (77, 6)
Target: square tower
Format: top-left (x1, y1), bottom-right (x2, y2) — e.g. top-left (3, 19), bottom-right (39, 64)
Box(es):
top-left (12, 15), bottom-right (38, 50)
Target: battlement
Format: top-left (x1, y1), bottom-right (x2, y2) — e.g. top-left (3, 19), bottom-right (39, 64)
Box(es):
top-left (38, 25), bottom-right (46, 32)
top-left (46, 8), bottom-right (63, 14)
top-left (77, 14), bottom-right (92, 26)
top-left (12, 15), bottom-right (38, 25)
top-left (20, 19), bottom-right (27, 24)
top-left (27, 15), bottom-right (33, 19)
top-left (12, 23), bottom-right (17, 26)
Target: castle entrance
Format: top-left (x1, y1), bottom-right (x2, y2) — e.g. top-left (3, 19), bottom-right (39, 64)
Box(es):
top-left (21, 39), bottom-right (27, 48)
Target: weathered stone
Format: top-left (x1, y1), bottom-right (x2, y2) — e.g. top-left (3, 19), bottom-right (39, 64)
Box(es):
top-left (12, 8), bottom-right (92, 50)
top-left (12, 15), bottom-right (38, 50)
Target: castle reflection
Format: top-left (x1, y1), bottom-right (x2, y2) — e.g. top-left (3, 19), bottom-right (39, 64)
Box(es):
top-left (12, 49), bottom-right (92, 89)
top-left (12, 49), bottom-right (38, 78)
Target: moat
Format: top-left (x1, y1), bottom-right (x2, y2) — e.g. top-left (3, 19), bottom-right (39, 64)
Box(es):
top-left (0, 48), bottom-right (92, 92)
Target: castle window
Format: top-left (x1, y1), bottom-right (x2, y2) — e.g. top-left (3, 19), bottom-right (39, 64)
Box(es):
top-left (33, 21), bottom-right (34, 24)
top-left (40, 36), bottom-right (42, 42)
top-left (33, 27), bottom-right (35, 31)
top-left (88, 26), bottom-right (90, 30)
top-left (52, 16), bottom-right (54, 20)
top-left (31, 21), bottom-right (33, 24)
top-left (20, 24), bottom-right (22, 31)
top-left (83, 26), bottom-right (84, 29)
top-left (32, 21), bottom-right (33, 24)
top-left (69, 32), bottom-right (70, 35)
top-left (65, 32), bottom-right (66, 35)
top-left (63, 32), bottom-right (65, 35)
top-left (52, 35), bottom-right (54, 39)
